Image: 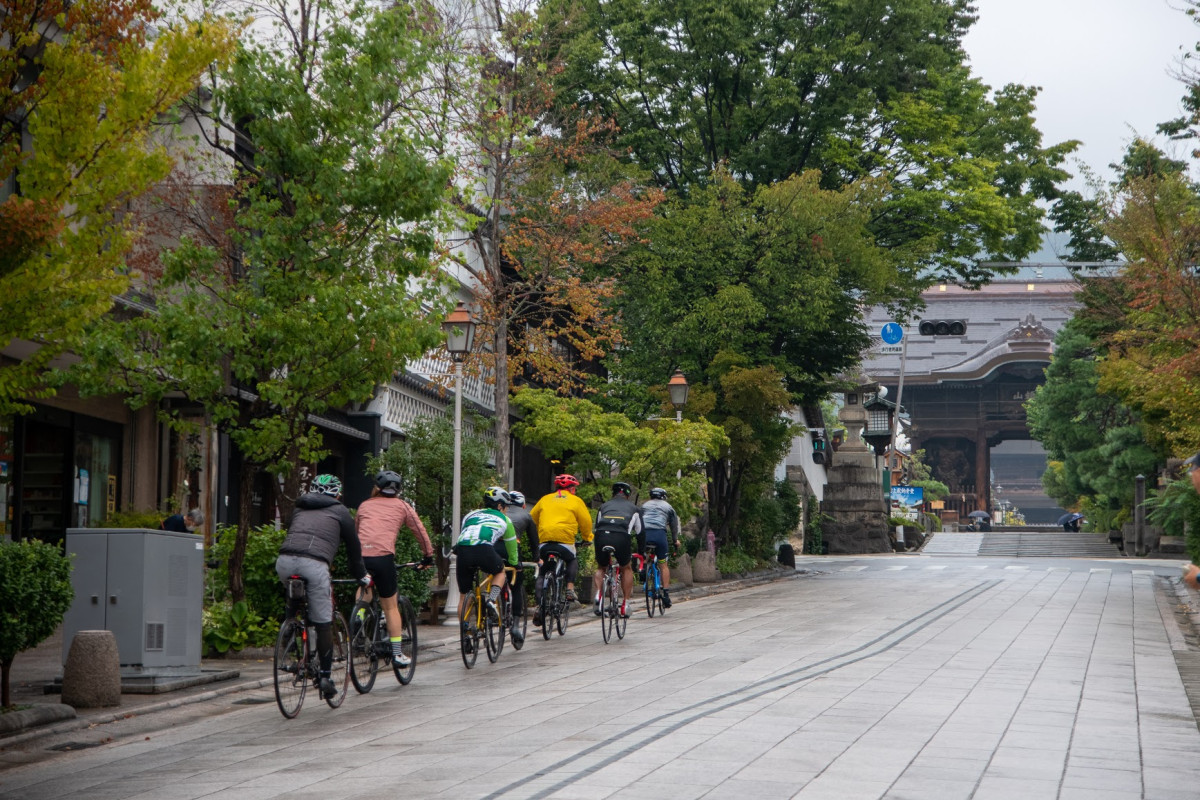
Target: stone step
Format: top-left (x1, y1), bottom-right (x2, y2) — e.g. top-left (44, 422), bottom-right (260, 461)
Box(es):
top-left (977, 532), bottom-right (1122, 558)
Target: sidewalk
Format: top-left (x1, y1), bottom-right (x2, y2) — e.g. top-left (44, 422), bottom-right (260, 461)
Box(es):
top-left (1, 566), bottom-right (801, 746)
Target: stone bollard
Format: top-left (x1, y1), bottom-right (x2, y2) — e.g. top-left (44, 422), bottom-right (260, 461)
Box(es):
top-left (692, 551), bottom-right (718, 583)
top-left (61, 630), bottom-right (121, 708)
top-left (674, 552), bottom-right (694, 586)
top-left (777, 543), bottom-right (796, 568)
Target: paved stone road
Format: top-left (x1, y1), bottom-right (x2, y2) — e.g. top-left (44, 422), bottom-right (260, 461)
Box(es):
top-left (2, 559), bottom-right (1199, 799)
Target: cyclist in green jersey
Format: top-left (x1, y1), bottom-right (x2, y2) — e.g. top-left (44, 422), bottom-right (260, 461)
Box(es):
top-left (455, 487), bottom-right (519, 646)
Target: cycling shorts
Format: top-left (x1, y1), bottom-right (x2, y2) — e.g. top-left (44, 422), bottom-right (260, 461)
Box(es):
top-left (455, 542), bottom-right (504, 594)
top-left (594, 531), bottom-right (632, 568)
top-left (538, 542), bottom-right (578, 584)
top-left (363, 555), bottom-right (398, 599)
top-left (642, 528), bottom-right (670, 561)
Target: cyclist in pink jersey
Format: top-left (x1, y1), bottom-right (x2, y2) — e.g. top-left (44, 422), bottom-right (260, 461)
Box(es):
top-left (355, 470), bottom-right (434, 667)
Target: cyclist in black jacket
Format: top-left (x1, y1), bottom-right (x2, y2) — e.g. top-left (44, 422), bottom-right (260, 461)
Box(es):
top-left (499, 490), bottom-right (538, 645)
top-left (275, 474), bottom-right (369, 699)
top-left (591, 482), bottom-right (642, 618)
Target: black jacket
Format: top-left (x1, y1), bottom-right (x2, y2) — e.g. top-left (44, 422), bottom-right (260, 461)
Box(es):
top-left (595, 496), bottom-right (643, 536)
top-left (279, 492), bottom-right (366, 579)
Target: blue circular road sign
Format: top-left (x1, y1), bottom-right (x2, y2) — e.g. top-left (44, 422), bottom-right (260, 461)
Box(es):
top-left (881, 323), bottom-right (903, 344)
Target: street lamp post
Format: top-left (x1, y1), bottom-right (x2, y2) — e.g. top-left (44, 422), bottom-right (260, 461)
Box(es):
top-left (667, 369), bottom-right (689, 423)
top-left (441, 302), bottom-right (476, 620)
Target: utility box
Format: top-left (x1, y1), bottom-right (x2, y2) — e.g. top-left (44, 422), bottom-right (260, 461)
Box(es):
top-left (63, 528), bottom-right (204, 675)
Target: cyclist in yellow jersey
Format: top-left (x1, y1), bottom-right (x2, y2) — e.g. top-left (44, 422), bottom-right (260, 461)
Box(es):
top-left (529, 474), bottom-right (593, 618)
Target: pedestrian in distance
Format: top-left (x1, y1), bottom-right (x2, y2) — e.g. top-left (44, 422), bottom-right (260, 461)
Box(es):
top-left (639, 487), bottom-right (681, 608)
top-left (162, 507), bottom-right (203, 533)
top-left (355, 470), bottom-right (434, 668)
top-left (275, 474), bottom-right (369, 699)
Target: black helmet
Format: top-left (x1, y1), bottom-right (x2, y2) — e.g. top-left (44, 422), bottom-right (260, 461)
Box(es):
top-left (612, 482), bottom-right (632, 497)
top-left (483, 486), bottom-right (512, 509)
top-left (375, 470), bottom-right (402, 497)
top-left (649, 487), bottom-right (667, 500)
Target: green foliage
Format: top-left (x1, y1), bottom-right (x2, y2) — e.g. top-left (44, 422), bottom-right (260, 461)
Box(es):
top-left (1145, 477), bottom-right (1200, 538)
top-left (544, 0), bottom-right (1073, 282)
top-left (0, 540), bottom-right (73, 706)
top-left (715, 548), bottom-right (758, 577)
top-left (202, 600), bottom-right (274, 654)
top-left (804, 497), bottom-right (828, 555)
top-left (367, 413), bottom-right (499, 552)
top-left (1186, 497), bottom-right (1200, 566)
top-left (889, 516), bottom-right (914, 529)
top-left (909, 479), bottom-right (949, 504)
top-left (511, 388), bottom-right (728, 524)
top-left (95, 508), bottom-right (167, 529)
top-left (736, 480), bottom-right (802, 560)
top-left (0, 6), bottom-right (237, 413)
top-left (208, 524), bottom-right (287, 622)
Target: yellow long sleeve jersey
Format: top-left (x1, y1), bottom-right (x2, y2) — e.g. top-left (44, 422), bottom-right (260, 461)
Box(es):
top-left (529, 490), bottom-right (593, 546)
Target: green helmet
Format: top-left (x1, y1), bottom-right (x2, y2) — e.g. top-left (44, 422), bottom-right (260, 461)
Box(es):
top-left (311, 474), bottom-right (343, 499)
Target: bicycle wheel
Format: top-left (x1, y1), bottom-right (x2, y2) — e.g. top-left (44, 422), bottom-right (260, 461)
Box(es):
top-left (485, 588), bottom-right (504, 663)
top-left (645, 563), bottom-right (658, 618)
top-left (461, 593), bottom-right (480, 669)
top-left (615, 577), bottom-right (627, 640)
top-left (510, 585), bottom-right (528, 651)
top-left (556, 576), bottom-right (570, 636)
top-left (654, 568), bottom-right (666, 616)
top-left (600, 574), bottom-right (614, 643)
top-left (349, 601), bottom-right (377, 694)
top-left (325, 613), bottom-right (350, 709)
top-left (273, 618), bottom-right (307, 719)
top-left (392, 596), bottom-right (417, 685)
top-left (540, 573), bottom-right (555, 640)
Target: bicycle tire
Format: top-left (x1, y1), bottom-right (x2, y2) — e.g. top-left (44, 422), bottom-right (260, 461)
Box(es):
top-left (325, 613), bottom-right (350, 709)
top-left (654, 567), bottom-right (666, 616)
top-left (540, 572), bottom-right (555, 640)
top-left (509, 581), bottom-right (528, 650)
top-left (645, 562), bottom-right (658, 618)
top-left (600, 573), bottom-right (614, 643)
top-left (392, 596), bottom-right (417, 685)
top-left (349, 601), bottom-right (377, 694)
top-left (615, 572), bottom-right (627, 640)
top-left (556, 575), bottom-right (570, 636)
top-left (273, 618), bottom-right (306, 719)
top-left (461, 594), bottom-right (480, 668)
top-left (485, 590), bottom-right (503, 663)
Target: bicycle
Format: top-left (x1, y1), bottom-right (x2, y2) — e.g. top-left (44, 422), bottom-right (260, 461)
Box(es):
top-left (536, 550), bottom-right (571, 640)
top-left (461, 565), bottom-right (519, 668)
top-left (273, 575), bottom-right (350, 719)
top-left (637, 542), bottom-right (665, 618)
top-left (343, 563), bottom-right (421, 694)
top-left (598, 545), bottom-right (627, 643)
top-left (501, 562), bottom-right (538, 652)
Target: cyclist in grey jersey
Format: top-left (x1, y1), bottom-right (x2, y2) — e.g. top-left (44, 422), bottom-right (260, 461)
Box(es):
top-left (639, 488), bottom-right (680, 608)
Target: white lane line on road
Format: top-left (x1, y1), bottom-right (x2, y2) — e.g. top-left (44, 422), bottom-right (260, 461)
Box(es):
top-left (924, 565), bottom-right (947, 570)
top-left (1132, 570), bottom-right (1155, 576)
top-left (1089, 568), bottom-right (1112, 574)
top-left (1004, 565), bottom-right (1029, 571)
top-left (840, 566), bottom-right (868, 572)
top-left (883, 566), bottom-right (907, 571)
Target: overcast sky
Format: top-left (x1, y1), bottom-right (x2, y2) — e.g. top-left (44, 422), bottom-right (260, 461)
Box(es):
top-left (963, 0), bottom-right (1198, 196)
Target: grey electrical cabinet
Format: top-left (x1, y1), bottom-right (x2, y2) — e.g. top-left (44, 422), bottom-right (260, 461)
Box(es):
top-left (63, 528), bottom-right (204, 674)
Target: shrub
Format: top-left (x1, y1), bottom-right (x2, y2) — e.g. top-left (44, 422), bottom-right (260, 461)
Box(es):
top-left (95, 508), bottom-right (166, 529)
top-left (203, 600), bottom-right (275, 654)
top-left (737, 480), bottom-right (802, 560)
top-left (715, 547), bottom-right (757, 576)
top-left (0, 540), bottom-right (73, 707)
top-left (208, 523), bottom-right (287, 622)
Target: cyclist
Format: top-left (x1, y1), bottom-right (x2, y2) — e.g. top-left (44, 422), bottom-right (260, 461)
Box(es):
top-left (275, 474), bottom-right (369, 699)
top-left (530, 474), bottom-right (593, 624)
top-left (499, 490), bottom-right (538, 645)
top-left (455, 486), bottom-right (519, 652)
top-left (592, 481), bottom-right (642, 618)
top-left (355, 470), bottom-right (435, 668)
top-left (639, 487), bottom-right (681, 609)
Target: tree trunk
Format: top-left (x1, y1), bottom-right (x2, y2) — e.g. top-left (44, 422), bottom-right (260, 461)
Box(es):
top-left (229, 462), bottom-right (256, 603)
top-left (493, 320), bottom-right (511, 484)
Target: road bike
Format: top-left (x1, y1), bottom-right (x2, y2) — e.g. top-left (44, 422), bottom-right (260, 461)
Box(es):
top-left (598, 545), bottom-right (627, 643)
top-left (638, 542), bottom-right (665, 618)
top-left (502, 562), bottom-right (537, 653)
top-left (461, 565), bottom-right (522, 668)
top-left (343, 563), bottom-right (421, 693)
top-left (536, 550), bottom-right (571, 640)
top-left (273, 575), bottom-right (350, 719)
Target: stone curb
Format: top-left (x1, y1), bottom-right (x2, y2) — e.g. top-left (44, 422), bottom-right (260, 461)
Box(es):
top-left (0, 567), bottom-right (803, 747)
top-left (0, 704), bottom-right (76, 736)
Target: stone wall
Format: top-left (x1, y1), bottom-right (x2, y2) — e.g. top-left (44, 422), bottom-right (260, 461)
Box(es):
top-left (821, 457), bottom-right (890, 554)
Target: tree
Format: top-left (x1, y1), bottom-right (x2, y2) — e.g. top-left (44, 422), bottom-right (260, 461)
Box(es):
top-left (0, 0), bottom-right (236, 413)
top-left (421, 1), bottom-right (660, 478)
top-left (542, 0), bottom-right (1075, 285)
top-left (511, 388), bottom-right (728, 525)
top-left (0, 539), bottom-right (73, 708)
top-left (72, 0), bottom-right (452, 601)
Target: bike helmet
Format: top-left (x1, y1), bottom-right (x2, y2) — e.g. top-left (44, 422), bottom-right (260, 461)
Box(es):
top-left (612, 481), bottom-right (632, 497)
top-left (311, 474), bottom-right (343, 499)
top-left (554, 474), bottom-right (579, 490)
top-left (649, 487), bottom-right (667, 500)
top-left (508, 490), bottom-right (525, 506)
top-left (375, 470), bottom-right (402, 497)
top-left (483, 486), bottom-right (512, 509)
